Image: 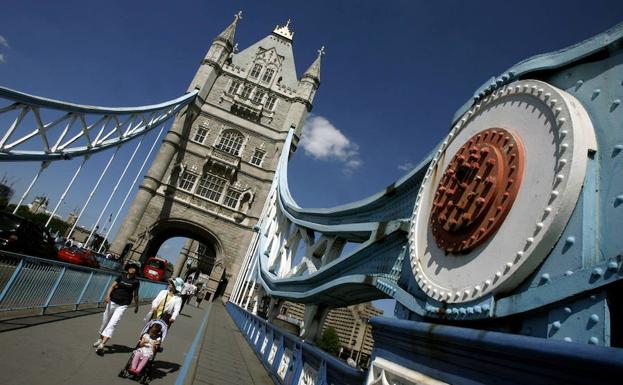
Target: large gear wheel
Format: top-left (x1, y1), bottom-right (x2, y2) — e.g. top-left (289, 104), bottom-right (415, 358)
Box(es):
top-left (409, 80), bottom-right (597, 304)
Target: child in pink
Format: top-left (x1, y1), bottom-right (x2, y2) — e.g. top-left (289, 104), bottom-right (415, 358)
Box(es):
top-left (128, 323), bottom-right (161, 376)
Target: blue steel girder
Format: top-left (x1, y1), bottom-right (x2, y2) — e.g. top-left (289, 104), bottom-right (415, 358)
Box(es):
top-left (0, 86), bottom-right (198, 161)
top-left (250, 22), bottom-right (623, 331)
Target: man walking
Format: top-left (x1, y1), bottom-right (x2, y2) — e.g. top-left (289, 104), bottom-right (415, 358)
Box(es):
top-left (93, 261), bottom-right (140, 354)
top-left (180, 277), bottom-right (196, 313)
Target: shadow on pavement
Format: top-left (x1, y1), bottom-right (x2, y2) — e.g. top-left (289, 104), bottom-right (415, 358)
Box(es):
top-left (150, 360), bottom-right (181, 380)
top-left (0, 308), bottom-right (103, 333)
top-left (106, 344), bottom-right (135, 355)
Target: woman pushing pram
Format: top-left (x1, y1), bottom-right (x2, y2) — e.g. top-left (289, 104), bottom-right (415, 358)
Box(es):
top-left (146, 277), bottom-right (184, 326)
top-left (119, 278), bottom-right (183, 383)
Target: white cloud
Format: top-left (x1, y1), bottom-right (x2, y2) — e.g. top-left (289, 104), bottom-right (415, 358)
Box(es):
top-left (0, 35), bottom-right (8, 48)
top-left (398, 162), bottom-right (414, 171)
top-left (300, 115), bottom-right (362, 174)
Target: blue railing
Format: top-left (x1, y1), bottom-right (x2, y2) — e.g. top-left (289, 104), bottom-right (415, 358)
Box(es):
top-left (226, 302), bottom-right (365, 385)
top-left (0, 252), bottom-right (166, 315)
top-left (369, 316), bottom-right (623, 385)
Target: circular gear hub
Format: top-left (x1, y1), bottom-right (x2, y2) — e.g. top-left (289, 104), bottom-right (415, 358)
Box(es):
top-left (430, 128), bottom-right (525, 253)
top-left (409, 80), bottom-right (597, 304)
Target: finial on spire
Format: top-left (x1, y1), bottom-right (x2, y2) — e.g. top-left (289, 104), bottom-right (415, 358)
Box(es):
top-left (273, 18), bottom-right (294, 40)
top-left (317, 46), bottom-right (325, 57)
top-left (234, 11), bottom-right (243, 22)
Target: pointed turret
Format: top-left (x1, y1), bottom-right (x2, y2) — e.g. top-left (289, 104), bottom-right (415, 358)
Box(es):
top-left (302, 46), bottom-right (324, 84)
top-left (214, 11), bottom-right (242, 48)
top-left (189, 12), bottom-right (243, 96)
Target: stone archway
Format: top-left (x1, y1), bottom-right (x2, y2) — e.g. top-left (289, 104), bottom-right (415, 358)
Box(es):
top-left (137, 217), bottom-right (223, 277)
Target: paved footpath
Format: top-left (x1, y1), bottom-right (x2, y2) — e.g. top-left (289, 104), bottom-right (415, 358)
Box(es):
top-left (0, 299), bottom-right (274, 385)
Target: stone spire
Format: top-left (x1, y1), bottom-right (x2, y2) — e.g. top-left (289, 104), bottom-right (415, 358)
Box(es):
top-left (302, 46), bottom-right (324, 83)
top-left (214, 11), bottom-right (242, 48)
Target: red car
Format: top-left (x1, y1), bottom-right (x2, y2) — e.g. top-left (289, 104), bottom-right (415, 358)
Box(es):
top-left (142, 257), bottom-right (169, 282)
top-left (57, 246), bottom-right (100, 269)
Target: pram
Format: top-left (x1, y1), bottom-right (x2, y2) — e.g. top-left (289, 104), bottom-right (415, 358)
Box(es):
top-left (118, 319), bottom-right (169, 384)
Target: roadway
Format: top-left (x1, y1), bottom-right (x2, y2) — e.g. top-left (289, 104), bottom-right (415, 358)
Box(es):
top-left (0, 299), bottom-right (274, 385)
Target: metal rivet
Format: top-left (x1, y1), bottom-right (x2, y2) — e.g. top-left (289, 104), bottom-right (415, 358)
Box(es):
top-left (505, 262), bottom-right (513, 270)
top-left (615, 195), bottom-right (623, 205)
top-left (592, 89), bottom-right (601, 98)
top-left (565, 236), bottom-right (575, 246)
top-left (592, 268), bottom-right (603, 277)
top-left (564, 307), bottom-right (572, 314)
top-left (613, 99), bottom-right (621, 109)
top-left (563, 337), bottom-right (573, 342)
top-left (589, 337), bottom-right (599, 345)
top-left (541, 273), bottom-right (551, 283)
top-left (590, 314), bottom-right (600, 323)
top-left (552, 321), bottom-right (562, 330)
top-left (607, 261), bottom-right (618, 271)
top-left (565, 270), bottom-right (574, 276)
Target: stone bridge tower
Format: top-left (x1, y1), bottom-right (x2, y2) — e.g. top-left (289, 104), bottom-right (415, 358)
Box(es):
top-left (109, 14), bottom-right (322, 298)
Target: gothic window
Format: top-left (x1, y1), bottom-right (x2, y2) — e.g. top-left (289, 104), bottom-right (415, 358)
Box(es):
top-left (250, 64), bottom-right (262, 79)
top-left (227, 80), bottom-right (240, 95)
top-left (196, 174), bottom-right (226, 202)
top-left (250, 149), bottom-right (265, 166)
top-left (223, 189), bottom-right (241, 209)
top-left (252, 91), bottom-right (264, 104)
top-left (179, 171), bottom-right (197, 192)
top-left (216, 129), bottom-right (244, 156)
top-left (261, 68), bottom-right (275, 83)
top-left (241, 84), bottom-right (253, 99)
top-left (193, 126), bottom-right (208, 143)
top-left (265, 95), bottom-right (277, 111)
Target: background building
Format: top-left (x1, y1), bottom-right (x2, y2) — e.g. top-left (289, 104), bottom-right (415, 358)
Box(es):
top-left (280, 301), bottom-right (382, 367)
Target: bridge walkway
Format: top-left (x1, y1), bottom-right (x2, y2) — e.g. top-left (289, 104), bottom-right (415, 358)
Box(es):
top-left (0, 299), bottom-right (274, 385)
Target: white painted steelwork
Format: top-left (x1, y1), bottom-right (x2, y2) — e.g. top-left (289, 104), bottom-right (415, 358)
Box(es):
top-left (0, 86), bottom-right (197, 161)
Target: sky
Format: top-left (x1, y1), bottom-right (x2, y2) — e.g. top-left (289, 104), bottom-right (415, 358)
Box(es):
top-left (1, 0), bottom-right (622, 314)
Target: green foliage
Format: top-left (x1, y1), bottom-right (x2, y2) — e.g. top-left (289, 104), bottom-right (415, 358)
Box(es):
top-left (318, 326), bottom-right (341, 356)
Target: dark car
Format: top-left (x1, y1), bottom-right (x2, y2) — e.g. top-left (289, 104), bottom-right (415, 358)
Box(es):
top-left (0, 212), bottom-right (58, 260)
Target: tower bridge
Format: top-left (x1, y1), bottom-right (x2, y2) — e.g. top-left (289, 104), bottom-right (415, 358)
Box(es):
top-left (1, 13), bottom-right (623, 385)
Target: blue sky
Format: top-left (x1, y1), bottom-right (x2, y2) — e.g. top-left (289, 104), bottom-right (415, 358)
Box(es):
top-left (1, 1), bottom-right (622, 314)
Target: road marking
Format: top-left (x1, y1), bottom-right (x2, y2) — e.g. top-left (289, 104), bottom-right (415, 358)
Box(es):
top-left (174, 302), bottom-right (213, 385)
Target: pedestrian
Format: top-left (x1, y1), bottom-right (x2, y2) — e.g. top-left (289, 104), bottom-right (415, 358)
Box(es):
top-left (179, 277), bottom-right (196, 313)
top-left (93, 261), bottom-right (140, 354)
top-left (195, 286), bottom-right (209, 308)
top-left (146, 277), bottom-right (183, 327)
top-left (127, 323), bottom-right (162, 376)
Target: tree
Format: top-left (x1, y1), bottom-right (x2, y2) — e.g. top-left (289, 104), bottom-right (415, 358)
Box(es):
top-left (318, 326), bottom-right (341, 356)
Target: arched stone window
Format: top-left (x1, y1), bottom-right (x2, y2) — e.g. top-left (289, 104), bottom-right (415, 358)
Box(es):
top-left (250, 64), bottom-right (262, 79)
top-left (216, 129), bottom-right (244, 156)
top-left (261, 68), bottom-right (275, 83)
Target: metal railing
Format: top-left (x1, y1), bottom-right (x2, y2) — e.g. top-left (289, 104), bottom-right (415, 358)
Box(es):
top-left (0, 252), bottom-right (166, 315)
top-left (226, 302), bottom-right (365, 385)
